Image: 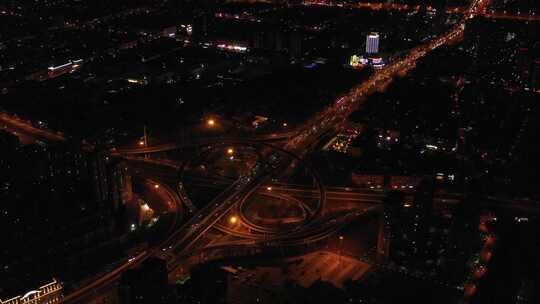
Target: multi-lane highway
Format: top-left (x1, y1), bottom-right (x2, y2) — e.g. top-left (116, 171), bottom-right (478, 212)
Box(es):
top-left (0, 111), bottom-right (65, 144)
top-left (60, 0), bottom-right (492, 302)
top-left (160, 0), bottom-right (492, 273)
top-left (228, 0), bottom-right (536, 22)
top-left (60, 178), bottom-right (182, 304)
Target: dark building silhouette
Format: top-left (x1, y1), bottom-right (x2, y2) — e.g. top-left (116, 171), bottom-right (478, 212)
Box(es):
top-left (533, 57), bottom-right (540, 92)
top-left (119, 257), bottom-right (168, 304)
top-left (0, 140), bottom-right (128, 299)
top-left (378, 177), bottom-right (454, 270)
top-left (0, 129), bottom-right (19, 148)
top-left (187, 263), bottom-right (228, 304)
top-left (377, 190), bottom-right (406, 263)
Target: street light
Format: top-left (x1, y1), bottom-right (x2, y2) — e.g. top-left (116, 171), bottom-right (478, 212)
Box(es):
top-left (139, 140), bottom-right (145, 146)
top-left (266, 186), bottom-right (272, 191)
top-left (229, 216), bottom-right (238, 224)
top-left (227, 148), bottom-right (234, 155)
top-left (338, 235), bottom-right (344, 265)
top-left (154, 184), bottom-right (160, 189)
top-left (207, 119), bottom-right (215, 127)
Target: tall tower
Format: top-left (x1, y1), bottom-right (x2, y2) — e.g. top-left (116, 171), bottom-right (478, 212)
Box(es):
top-left (366, 32), bottom-right (380, 55)
top-left (376, 212), bottom-right (391, 263)
top-left (516, 47), bottom-right (531, 88)
top-left (532, 58), bottom-right (540, 92)
top-left (377, 190), bottom-right (405, 263)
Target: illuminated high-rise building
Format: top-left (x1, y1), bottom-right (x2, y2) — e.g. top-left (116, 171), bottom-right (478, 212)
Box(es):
top-left (366, 32), bottom-right (380, 54)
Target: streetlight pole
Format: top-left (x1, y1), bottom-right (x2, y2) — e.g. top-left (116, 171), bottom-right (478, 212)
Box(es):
top-left (142, 125), bottom-right (149, 159)
top-left (338, 235), bottom-right (344, 266)
top-left (143, 125), bottom-right (148, 147)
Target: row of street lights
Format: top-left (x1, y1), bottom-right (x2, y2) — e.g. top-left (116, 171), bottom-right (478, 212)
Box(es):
top-left (137, 117), bottom-right (289, 147)
top-left (136, 119), bottom-right (217, 147)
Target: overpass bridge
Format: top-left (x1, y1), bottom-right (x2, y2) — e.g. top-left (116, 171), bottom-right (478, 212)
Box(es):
top-left (60, 0), bottom-right (495, 302)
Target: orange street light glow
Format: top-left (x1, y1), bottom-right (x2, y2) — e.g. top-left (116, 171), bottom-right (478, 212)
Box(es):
top-left (266, 186), bottom-right (272, 191)
top-left (207, 119), bottom-right (215, 126)
top-left (227, 148), bottom-right (234, 155)
top-left (139, 141), bottom-right (145, 146)
top-left (154, 184), bottom-right (160, 189)
top-left (229, 216), bottom-right (238, 224)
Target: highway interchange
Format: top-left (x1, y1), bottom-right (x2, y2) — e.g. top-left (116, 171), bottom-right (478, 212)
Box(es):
top-left (0, 0), bottom-right (498, 301)
top-left (60, 1), bottom-right (494, 301)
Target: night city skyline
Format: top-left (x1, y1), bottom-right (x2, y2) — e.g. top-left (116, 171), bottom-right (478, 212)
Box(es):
top-left (1, 0), bottom-right (539, 304)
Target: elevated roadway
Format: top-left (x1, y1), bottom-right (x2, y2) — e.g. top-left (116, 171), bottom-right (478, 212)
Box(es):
top-left (60, 178), bottom-right (182, 304)
top-left (60, 0), bottom-right (491, 302)
top-left (0, 112), bottom-right (65, 144)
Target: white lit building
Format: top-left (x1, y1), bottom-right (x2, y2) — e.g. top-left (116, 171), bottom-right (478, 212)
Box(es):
top-left (366, 32), bottom-right (380, 54)
top-left (1, 279), bottom-right (63, 304)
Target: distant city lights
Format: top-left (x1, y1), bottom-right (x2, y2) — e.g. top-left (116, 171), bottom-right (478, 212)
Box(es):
top-left (216, 43), bottom-right (248, 53)
top-left (349, 54), bottom-right (385, 69)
